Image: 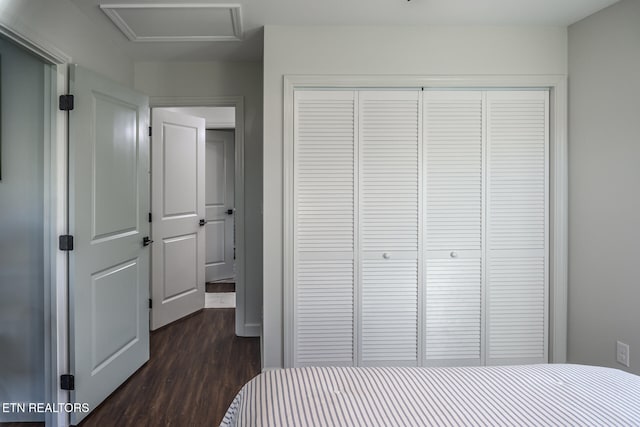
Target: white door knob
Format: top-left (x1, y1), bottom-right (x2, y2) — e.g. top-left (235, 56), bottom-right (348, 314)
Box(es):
top-left (383, 252), bottom-right (391, 259)
top-left (450, 251), bottom-right (458, 258)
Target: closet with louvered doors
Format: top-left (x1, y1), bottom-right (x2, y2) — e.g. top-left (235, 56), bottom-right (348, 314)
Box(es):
top-left (290, 88), bottom-right (548, 368)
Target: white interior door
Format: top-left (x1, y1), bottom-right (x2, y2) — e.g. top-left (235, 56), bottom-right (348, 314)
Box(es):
top-left (151, 109), bottom-right (206, 330)
top-left (68, 65), bottom-right (150, 424)
top-left (205, 129), bottom-right (235, 282)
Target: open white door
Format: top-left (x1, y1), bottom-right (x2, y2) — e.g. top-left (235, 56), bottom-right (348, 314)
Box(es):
top-left (205, 129), bottom-right (236, 282)
top-left (151, 109), bottom-right (206, 330)
top-left (68, 65), bottom-right (150, 424)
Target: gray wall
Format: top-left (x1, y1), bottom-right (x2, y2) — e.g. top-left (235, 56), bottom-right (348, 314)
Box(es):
top-left (0, 0), bottom-right (135, 85)
top-left (568, 0), bottom-right (640, 374)
top-left (135, 61), bottom-right (264, 336)
top-left (0, 37), bottom-right (45, 422)
top-left (263, 25), bottom-right (568, 368)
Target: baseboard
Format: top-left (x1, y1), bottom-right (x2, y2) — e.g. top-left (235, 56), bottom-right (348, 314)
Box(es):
top-left (237, 322), bottom-right (260, 337)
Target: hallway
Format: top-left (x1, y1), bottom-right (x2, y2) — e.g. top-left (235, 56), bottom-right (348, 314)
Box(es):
top-left (79, 309), bottom-right (260, 426)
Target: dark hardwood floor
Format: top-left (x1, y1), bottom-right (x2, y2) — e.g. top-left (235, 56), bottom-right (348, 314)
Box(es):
top-left (0, 309), bottom-right (257, 427)
top-left (206, 282), bottom-right (235, 293)
top-left (77, 308), bottom-right (259, 427)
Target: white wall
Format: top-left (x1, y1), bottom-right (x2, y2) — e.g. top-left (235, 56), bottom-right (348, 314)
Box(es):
top-left (135, 61), bottom-right (263, 335)
top-left (0, 0), bottom-right (134, 85)
top-left (568, 0), bottom-right (640, 375)
top-left (263, 25), bottom-right (568, 368)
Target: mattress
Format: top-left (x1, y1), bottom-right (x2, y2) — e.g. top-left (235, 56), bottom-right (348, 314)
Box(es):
top-left (221, 364), bottom-right (640, 426)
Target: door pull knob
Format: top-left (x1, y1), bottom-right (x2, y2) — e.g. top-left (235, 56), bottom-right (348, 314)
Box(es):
top-left (142, 236), bottom-right (153, 247)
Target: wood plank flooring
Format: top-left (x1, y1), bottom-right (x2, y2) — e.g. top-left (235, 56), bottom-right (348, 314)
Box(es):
top-left (77, 308), bottom-right (259, 426)
top-left (0, 309), bottom-right (257, 427)
top-left (0, 308), bottom-right (260, 427)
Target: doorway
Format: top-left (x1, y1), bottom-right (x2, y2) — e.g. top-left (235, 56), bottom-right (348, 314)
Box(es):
top-left (151, 102), bottom-right (246, 329)
top-left (0, 35), bottom-right (47, 425)
top-left (0, 31), bottom-right (67, 427)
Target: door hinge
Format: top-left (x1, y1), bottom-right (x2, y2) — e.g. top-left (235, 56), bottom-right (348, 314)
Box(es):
top-left (148, 126), bottom-right (152, 137)
top-left (148, 298), bottom-right (153, 309)
top-left (59, 95), bottom-right (74, 111)
top-left (59, 235), bottom-right (74, 251)
top-left (60, 374), bottom-right (75, 391)
top-left (148, 212), bottom-right (152, 223)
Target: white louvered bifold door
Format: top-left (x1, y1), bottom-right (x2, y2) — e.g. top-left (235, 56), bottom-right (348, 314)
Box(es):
top-left (486, 91), bottom-right (549, 365)
top-left (359, 91), bottom-right (421, 366)
top-left (293, 90), bottom-right (356, 366)
top-left (424, 91), bottom-right (484, 366)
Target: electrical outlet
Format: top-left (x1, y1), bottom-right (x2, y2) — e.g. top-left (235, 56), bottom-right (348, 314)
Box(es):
top-left (617, 341), bottom-right (630, 367)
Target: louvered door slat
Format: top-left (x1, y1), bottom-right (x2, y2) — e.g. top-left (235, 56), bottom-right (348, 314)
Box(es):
top-left (294, 90), bottom-right (355, 366)
top-left (296, 260), bottom-right (354, 365)
top-left (359, 91), bottom-right (420, 366)
top-left (296, 93), bottom-right (355, 252)
top-left (362, 260), bottom-right (418, 363)
top-left (424, 91), bottom-right (483, 366)
top-left (425, 91), bottom-right (483, 251)
top-left (361, 91), bottom-right (419, 253)
top-left (425, 258), bottom-right (482, 365)
top-left (486, 91), bottom-right (548, 365)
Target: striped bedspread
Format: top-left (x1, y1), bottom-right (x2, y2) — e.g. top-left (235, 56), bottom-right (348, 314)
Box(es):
top-left (221, 364), bottom-right (640, 426)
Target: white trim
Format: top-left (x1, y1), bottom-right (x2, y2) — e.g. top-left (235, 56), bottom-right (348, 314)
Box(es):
top-left (353, 91), bottom-right (360, 367)
top-left (150, 96), bottom-right (252, 337)
top-left (49, 62), bottom-right (70, 427)
top-left (480, 91), bottom-right (488, 366)
top-left (416, 90), bottom-right (425, 367)
top-left (1, 19), bottom-right (71, 427)
top-left (0, 21), bottom-right (72, 65)
top-left (549, 79), bottom-right (568, 363)
top-left (282, 85), bottom-right (295, 367)
top-left (283, 75), bottom-right (568, 366)
top-left (100, 4), bottom-right (243, 42)
top-left (206, 120), bottom-right (235, 130)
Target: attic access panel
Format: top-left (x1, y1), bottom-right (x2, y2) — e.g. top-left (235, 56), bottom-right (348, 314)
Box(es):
top-left (100, 3), bottom-right (243, 42)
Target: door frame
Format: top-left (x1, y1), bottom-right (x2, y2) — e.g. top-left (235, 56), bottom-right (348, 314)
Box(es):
top-left (150, 96), bottom-right (250, 336)
top-left (0, 20), bottom-right (71, 427)
top-left (282, 75), bottom-right (568, 367)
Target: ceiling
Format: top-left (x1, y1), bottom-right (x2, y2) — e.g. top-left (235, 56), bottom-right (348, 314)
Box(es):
top-left (70, 0), bottom-right (619, 62)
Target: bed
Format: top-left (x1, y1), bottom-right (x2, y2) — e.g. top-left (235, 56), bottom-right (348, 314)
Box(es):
top-left (221, 364), bottom-right (640, 426)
